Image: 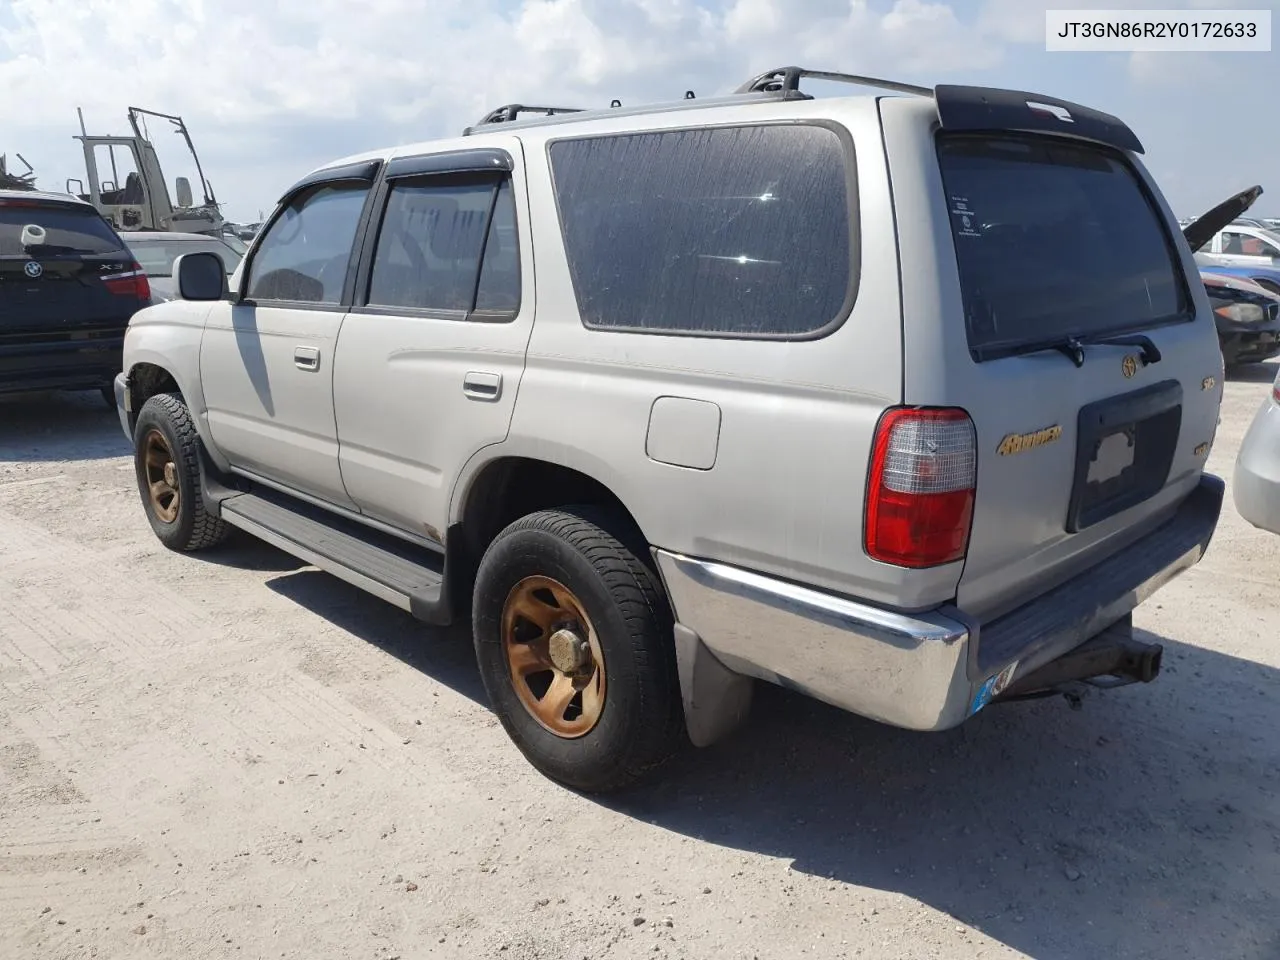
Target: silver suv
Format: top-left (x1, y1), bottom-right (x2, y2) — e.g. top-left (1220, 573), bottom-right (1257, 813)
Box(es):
top-left (114, 67), bottom-right (1227, 792)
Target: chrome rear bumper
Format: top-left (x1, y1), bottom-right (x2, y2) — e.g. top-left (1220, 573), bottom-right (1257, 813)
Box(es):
top-left (654, 473), bottom-right (1224, 737)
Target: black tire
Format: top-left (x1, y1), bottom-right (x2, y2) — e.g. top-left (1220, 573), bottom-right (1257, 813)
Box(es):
top-left (472, 507), bottom-right (686, 792)
top-left (133, 392), bottom-right (229, 552)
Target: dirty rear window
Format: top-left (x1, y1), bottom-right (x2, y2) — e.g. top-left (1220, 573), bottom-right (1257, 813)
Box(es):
top-left (0, 204), bottom-right (125, 257)
top-left (936, 136), bottom-right (1191, 360)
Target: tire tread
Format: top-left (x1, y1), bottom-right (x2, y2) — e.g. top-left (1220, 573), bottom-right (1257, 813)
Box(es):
top-left (136, 392), bottom-right (229, 552)
top-left (475, 506), bottom-right (685, 792)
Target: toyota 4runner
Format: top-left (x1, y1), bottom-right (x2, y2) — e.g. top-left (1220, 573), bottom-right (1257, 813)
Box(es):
top-left (115, 68), bottom-right (1227, 792)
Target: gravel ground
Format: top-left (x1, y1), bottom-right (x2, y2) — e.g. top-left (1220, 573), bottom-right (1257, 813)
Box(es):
top-left (2, 364), bottom-right (1279, 960)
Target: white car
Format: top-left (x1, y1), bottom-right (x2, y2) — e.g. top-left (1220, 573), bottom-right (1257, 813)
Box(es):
top-left (1234, 365), bottom-right (1280, 534)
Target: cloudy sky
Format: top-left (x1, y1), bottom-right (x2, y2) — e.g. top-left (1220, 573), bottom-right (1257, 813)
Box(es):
top-left (0, 0), bottom-right (1274, 224)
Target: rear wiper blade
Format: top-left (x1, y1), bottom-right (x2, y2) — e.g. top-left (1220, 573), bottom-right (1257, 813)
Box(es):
top-left (1010, 332), bottom-right (1163, 370)
top-left (1076, 332), bottom-right (1162, 366)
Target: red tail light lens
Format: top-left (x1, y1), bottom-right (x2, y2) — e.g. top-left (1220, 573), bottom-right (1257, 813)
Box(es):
top-left (102, 262), bottom-right (151, 301)
top-left (865, 407), bottom-right (977, 568)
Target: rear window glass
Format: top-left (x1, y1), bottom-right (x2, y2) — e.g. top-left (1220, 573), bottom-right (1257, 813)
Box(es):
top-left (936, 136), bottom-right (1190, 360)
top-left (0, 204), bottom-right (124, 257)
top-left (549, 124), bottom-right (854, 337)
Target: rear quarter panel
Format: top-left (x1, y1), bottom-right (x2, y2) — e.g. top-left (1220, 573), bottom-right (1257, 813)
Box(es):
top-left (462, 98), bottom-right (958, 608)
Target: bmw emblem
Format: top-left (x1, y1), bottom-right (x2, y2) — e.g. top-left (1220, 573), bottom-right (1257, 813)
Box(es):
top-left (23, 261), bottom-right (43, 279)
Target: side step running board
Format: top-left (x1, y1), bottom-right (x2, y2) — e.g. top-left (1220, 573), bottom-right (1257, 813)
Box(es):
top-left (218, 490), bottom-right (451, 624)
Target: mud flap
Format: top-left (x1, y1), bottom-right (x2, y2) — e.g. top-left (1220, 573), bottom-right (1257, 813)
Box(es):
top-left (673, 623), bottom-right (753, 747)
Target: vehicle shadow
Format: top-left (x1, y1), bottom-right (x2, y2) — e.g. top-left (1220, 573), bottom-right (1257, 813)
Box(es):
top-left (265, 569), bottom-right (485, 701)
top-left (194, 531), bottom-right (316, 573)
top-left (255, 569), bottom-right (1280, 960)
top-left (0, 390), bottom-right (130, 463)
top-left (1226, 360), bottom-right (1278, 384)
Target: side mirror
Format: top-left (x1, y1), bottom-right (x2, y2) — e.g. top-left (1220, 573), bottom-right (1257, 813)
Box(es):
top-left (175, 176), bottom-right (193, 209)
top-left (174, 252), bottom-right (228, 301)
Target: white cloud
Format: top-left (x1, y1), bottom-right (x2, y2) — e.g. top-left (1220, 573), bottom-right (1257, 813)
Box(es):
top-left (0, 0), bottom-right (1272, 220)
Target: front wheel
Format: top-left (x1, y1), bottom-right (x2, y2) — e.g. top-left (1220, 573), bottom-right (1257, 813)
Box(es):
top-left (133, 392), bottom-right (229, 552)
top-left (472, 508), bottom-right (685, 792)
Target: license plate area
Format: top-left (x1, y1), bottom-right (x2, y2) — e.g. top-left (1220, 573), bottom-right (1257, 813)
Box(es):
top-left (1065, 379), bottom-right (1183, 533)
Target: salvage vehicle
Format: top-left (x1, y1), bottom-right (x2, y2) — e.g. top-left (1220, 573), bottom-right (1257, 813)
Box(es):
top-left (124, 231), bottom-right (242, 302)
top-left (0, 153), bottom-right (36, 191)
top-left (1234, 364), bottom-right (1280, 535)
top-left (65, 107), bottom-right (225, 238)
top-left (1, 190), bottom-right (150, 404)
top-left (1195, 220), bottom-right (1280, 270)
top-left (1200, 271), bottom-right (1280, 366)
top-left (115, 67), bottom-right (1227, 791)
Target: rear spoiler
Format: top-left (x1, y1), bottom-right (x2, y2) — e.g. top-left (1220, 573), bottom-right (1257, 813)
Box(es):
top-left (736, 68), bottom-right (1147, 156)
top-left (934, 85), bottom-right (1144, 155)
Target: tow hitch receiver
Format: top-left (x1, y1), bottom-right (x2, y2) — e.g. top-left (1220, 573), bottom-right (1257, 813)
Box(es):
top-left (994, 616), bottom-right (1163, 702)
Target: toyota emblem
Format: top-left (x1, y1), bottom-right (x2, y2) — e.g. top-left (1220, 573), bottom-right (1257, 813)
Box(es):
top-left (23, 261), bottom-right (43, 279)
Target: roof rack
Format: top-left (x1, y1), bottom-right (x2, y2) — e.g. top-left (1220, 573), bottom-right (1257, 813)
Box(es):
top-left (734, 66), bottom-right (933, 100)
top-left (456, 67), bottom-right (1143, 155)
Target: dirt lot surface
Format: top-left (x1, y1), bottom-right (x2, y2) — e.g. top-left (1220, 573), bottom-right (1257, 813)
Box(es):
top-left (2, 366), bottom-right (1279, 960)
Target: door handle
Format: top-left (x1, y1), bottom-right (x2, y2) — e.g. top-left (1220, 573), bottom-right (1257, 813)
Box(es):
top-left (294, 346), bottom-right (321, 371)
top-left (462, 371), bottom-right (502, 401)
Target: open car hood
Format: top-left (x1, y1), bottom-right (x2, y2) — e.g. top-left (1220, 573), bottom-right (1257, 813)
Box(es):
top-left (1182, 184), bottom-right (1264, 252)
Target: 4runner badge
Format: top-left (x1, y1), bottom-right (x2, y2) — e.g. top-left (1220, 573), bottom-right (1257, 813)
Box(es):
top-left (997, 424), bottom-right (1062, 456)
top-left (1121, 355), bottom-right (1138, 378)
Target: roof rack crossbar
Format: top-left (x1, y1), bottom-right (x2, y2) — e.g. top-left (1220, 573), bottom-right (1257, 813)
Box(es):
top-left (734, 66), bottom-right (933, 100)
top-left (473, 103), bottom-right (586, 128)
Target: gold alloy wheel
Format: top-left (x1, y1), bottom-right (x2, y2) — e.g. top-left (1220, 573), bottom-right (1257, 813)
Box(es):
top-left (501, 575), bottom-right (607, 738)
top-left (142, 429), bottom-right (181, 524)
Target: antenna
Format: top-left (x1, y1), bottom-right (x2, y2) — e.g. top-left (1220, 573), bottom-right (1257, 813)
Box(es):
top-left (77, 107), bottom-right (88, 137)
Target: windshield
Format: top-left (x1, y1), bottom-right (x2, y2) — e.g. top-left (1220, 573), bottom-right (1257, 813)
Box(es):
top-left (0, 203), bottom-right (125, 256)
top-left (127, 238), bottom-right (242, 276)
top-left (937, 135), bottom-right (1192, 360)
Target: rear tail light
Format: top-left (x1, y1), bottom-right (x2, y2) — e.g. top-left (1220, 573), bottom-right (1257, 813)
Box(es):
top-left (865, 407), bottom-right (977, 568)
top-left (102, 262), bottom-right (151, 301)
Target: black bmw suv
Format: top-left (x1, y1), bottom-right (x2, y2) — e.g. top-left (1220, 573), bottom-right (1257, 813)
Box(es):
top-left (0, 190), bottom-right (151, 404)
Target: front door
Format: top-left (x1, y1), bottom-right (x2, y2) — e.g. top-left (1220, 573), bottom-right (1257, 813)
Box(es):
top-left (200, 179), bottom-right (373, 508)
top-left (331, 142), bottom-right (533, 541)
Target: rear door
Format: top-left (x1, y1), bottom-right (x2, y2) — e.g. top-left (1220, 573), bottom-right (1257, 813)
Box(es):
top-left (892, 123), bottom-right (1222, 621)
top-left (0, 198), bottom-right (144, 387)
top-left (331, 140), bottom-right (532, 540)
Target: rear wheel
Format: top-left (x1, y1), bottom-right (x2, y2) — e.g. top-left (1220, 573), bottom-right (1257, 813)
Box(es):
top-left (133, 392), bottom-right (228, 552)
top-left (472, 507), bottom-right (685, 792)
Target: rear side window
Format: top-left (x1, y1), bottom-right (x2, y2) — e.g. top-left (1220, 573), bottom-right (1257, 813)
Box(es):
top-left (0, 204), bottom-right (124, 256)
top-left (549, 124), bottom-right (855, 337)
top-left (936, 136), bottom-right (1191, 360)
top-left (366, 176), bottom-right (519, 318)
top-left (246, 182), bottom-right (370, 304)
